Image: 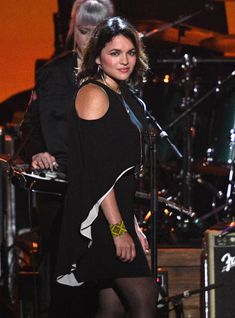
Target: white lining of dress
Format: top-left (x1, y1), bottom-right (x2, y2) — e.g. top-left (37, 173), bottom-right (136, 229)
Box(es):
top-left (57, 166), bottom-right (134, 286)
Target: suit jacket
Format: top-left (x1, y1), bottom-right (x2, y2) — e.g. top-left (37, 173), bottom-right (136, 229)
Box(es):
top-left (21, 51), bottom-right (78, 173)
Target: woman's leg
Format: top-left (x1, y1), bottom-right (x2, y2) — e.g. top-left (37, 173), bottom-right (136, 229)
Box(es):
top-left (95, 287), bottom-right (126, 318)
top-left (113, 276), bottom-right (158, 318)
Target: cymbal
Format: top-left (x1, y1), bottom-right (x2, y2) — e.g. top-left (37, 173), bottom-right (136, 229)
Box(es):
top-left (135, 19), bottom-right (223, 48)
top-left (201, 34), bottom-right (235, 53)
top-left (135, 19), bottom-right (235, 55)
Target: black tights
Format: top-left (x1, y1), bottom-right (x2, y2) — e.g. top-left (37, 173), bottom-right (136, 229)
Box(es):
top-left (95, 277), bottom-right (158, 318)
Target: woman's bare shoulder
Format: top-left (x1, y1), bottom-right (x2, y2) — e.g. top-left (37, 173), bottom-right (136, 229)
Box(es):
top-left (75, 83), bottom-right (109, 120)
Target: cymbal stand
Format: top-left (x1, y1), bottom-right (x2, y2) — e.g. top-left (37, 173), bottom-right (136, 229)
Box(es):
top-left (142, 2), bottom-right (214, 39)
top-left (193, 128), bottom-right (235, 225)
top-left (223, 129), bottom-right (235, 220)
top-left (178, 54), bottom-right (196, 211)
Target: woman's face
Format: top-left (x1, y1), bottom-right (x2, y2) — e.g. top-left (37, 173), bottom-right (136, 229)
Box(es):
top-left (96, 34), bottom-right (137, 82)
top-left (75, 25), bottom-right (96, 55)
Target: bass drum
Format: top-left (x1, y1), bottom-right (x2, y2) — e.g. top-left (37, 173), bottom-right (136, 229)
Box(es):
top-left (206, 89), bottom-right (235, 166)
top-left (142, 78), bottom-right (210, 166)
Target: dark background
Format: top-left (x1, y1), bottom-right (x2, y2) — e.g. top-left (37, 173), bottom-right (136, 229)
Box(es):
top-left (0, 0), bottom-right (229, 123)
top-left (57, 0), bottom-right (227, 43)
top-left (115, 0), bottom-right (227, 33)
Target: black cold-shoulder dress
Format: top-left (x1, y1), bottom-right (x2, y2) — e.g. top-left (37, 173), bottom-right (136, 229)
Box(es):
top-left (56, 80), bottom-right (151, 286)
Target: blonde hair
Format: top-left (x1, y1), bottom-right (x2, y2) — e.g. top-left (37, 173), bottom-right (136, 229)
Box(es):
top-left (66, 0), bottom-right (114, 47)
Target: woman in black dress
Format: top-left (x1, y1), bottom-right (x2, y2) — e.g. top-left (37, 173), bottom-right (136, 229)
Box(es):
top-left (57, 17), bottom-right (158, 317)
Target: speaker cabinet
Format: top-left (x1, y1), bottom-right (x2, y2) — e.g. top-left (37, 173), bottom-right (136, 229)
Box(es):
top-left (203, 229), bottom-right (235, 318)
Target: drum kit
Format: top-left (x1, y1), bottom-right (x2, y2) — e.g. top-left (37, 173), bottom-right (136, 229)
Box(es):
top-left (133, 5), bottom-right (235, 245)
top-left (138, 109), bottom-right (235, 242)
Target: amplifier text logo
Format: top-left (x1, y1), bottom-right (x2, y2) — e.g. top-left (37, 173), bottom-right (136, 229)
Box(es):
top-left (221, 253), bottom-right (235, 273)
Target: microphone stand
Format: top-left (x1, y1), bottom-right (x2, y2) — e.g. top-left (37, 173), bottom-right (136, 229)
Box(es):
top-left (144, 109), bottom-right (182, 278)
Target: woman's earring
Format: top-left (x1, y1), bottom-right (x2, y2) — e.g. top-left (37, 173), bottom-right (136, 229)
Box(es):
top-left (73, 29), bottom-right (77, 53)
top-left (97, 64), bottom-right (105, 82)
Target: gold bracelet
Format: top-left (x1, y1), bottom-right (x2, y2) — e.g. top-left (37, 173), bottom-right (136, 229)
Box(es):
top-left (109, 220), bottom-right (127, 237)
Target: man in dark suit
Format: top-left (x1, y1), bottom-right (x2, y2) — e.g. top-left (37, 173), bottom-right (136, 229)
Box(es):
top-left (21, 2), bottom-right (114, 317)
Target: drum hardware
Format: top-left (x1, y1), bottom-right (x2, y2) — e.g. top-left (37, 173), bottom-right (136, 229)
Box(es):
top-left (153, 53), bottom-right (199, 212)
top-left (143, 63), bottom-right (235, 234)
top-left (136, 189), bottom-right (197, 244)
top-left (155, 57), bottom-right (235, 65)
top-left (135, 191), bottom-right (196, 219)
top-left (157, 283), bottom-right (222, 318)
top-left (193, 174), bottom-right (223, 200)
top-left (218, 219), bottom-right (235, 237)
top-left (193, 203), bottom-right (227, 227)
top-left (196, 129), bottom-right (235, 222)
top-left (223, 129), bottom-right (235, 220)
top-left (137, 191), bottom-right (197, 244)
top-left (192, 162), bottom-right (229, 177)
top-left (162, 69), bottom-right (235, 226)
top-left (179, 54), bottom-right (196, 212)
top-left (165, 71), bottom-right (235, 131)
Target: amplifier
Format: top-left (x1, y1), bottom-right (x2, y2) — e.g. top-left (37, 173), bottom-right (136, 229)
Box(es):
top-left (203, 229), bottom-right (235, 318)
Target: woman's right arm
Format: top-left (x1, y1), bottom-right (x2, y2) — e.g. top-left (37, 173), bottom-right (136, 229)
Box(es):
top-left (100, 189), bottom-right (136, 263)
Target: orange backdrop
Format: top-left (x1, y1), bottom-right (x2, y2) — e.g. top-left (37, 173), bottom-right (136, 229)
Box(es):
top-left (0, 1), bottom-right (58, 102)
